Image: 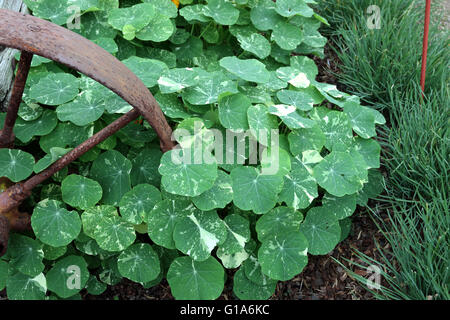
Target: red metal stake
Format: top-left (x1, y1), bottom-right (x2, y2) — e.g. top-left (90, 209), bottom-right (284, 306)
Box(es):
top-left (420, 0), bottom-right (432, 94)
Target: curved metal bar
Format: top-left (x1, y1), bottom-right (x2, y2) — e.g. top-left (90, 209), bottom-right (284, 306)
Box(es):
top-left (0, 9), bottom-right (175, 152)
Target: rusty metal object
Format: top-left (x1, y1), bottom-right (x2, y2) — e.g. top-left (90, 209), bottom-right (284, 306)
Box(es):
top-left (0, 50), bottom-right (33, 148)
top-left (0, 209), bottom-right (31, 256)
top-left (0, 9), bottom-right (178, 255)
top-left (0, 214), bottom-right (9, 256)
top-left (0, 109), bottom-right (139, 214)
top-left (0, 177), bottom-right (31, 255)
top-left (0, 9), bottom-right (175, 152)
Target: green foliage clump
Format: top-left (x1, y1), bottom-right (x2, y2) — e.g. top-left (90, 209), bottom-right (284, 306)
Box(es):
top-left (1, 0), bottom-right (384, 300)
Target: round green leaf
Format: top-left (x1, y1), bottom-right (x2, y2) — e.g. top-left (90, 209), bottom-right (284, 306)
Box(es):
top-left (250, 0), bottom-right (283, 31)
top-left (202, 0), bottom-right (239, 25)
top-left (192, 170), bottom-right (233, 211)
top-left (167, 256), bottom-right (225, 300)
top-left (173, 209), bottom-right (227, 261)
top-left (18, 102), bottom-right (42, 121)
top-left (85, 275), bottom-right (107, 296)
top-left (247, 104), bottom-right (279, 145)
top-left (322, 193), bottom-right (357, 220)
top-left (117, 243), bottom-right (160, 283)
top-left (136, 15), bottom-right (175, 42)
top-left (93, 214), bottom-right (136, 252)
top-left (42, 244), bottom-right (67, 261)
top-left (31, 199), bottom-right (81, 247)
top-left (61, 174), bottom-right (103, 209)
top-left (220, 57), bottom-right (270, 84)
top-left (279, 166), bottom-right (318, 210)
top-left (56, 91), bottom-right (105, 126)
top-left (155, 93), bottom-right (190, 120)
top-left (352, 137), bottom-right (381, 169)
top-left (219, 214), bottom-right (250, 255)
top-left (122, 56), bottom-right (168, 88)
top-left (8, 234), bottom-right (44, 277)
top-left (268, 104), bottom-right (315, 129)
top-left (256, 207), bottom-right (303, 242)
top-left (299, 206), bottom-right (341, 255)
top-left (81, 205), bottom-right (118, 239)
top-left (231, 166), bottom-right (284, 214)
top-left (236, 32), bottom-right (271, 59)
top-left (276, 90), bottom-right (315, 111)
top-left (343, 101), bottom-right (376, 139)
top-left (183, 71), bottom-right (238, 105)
top-left (271, 21), bottom-right (304, 51)
top-left (218, 93), bottom-right (251, 130)
top-left (119, 184), bottom-right (162, 224)
top-left (147, 199), bottom-right (197, 249)
top-left (275, 0), bottom-right (314, 17)
top-left (6, 272), bottom-right (47, 300)
top-left (233, 268), bottom-right (276, 300)
top-left (258, 232), bottom-right (308, 281)
top-left (288, 125), bottom-right (326, 156)
top-left (0, 149), bottom-right (34, 182)
top-left (312, 151), bottom-right (365, 197)
top-left (29, 73), bottom-right (79, 106)
top-left (108, 3), bottom-right (155, 31)
top-left (157, 68), bottom-right (199, 94)
top-left (14, 109), bottom-right (58, 143)
top-left (243, 255), bottom-right (278, 287)
top-left (90, 150), bottom-right (132, 206)
top-left (46, 255), bottom-right (89, 298)
top-left (159, 148), bottom-right (218, 197)
top-left (313, 109), bottom-right (353, 151)
top-left (130, 147), bottom-right (163, 186)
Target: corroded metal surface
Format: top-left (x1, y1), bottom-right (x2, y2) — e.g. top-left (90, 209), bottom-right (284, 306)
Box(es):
top-left (0, 50), bottom-right (33, 148)
top-left (0, 9), bottom-right (175, 152)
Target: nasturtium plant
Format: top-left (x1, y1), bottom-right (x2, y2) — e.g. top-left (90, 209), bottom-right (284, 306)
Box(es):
top-left (1, 0), bottom-right (385, 301)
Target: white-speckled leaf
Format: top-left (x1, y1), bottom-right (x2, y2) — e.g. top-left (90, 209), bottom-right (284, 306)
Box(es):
top-left (147, 199), bottom-right (197, 249)
top-left (255, 207), bottom-right (303, 242)
top-left (0, 149), bottom-right (34, 182)
top-left (90, 150), bottom-right (132, 206)
top-left (279, 166), bottom-right (318, 210)
top-left (61, 174), bottom-right (102, 210)
top-left (29, 73), bottom-right (79, 106)
top-left (192, 170), bottom-right (233, 211)
top-left (122, 56), bottom-right (168, 88)
top-left (93, 214), bottom-right (136, 252)
top-left (117, 243), bottom-right (160, 283)
top-left (231, 166), bottom-right (284, 214)
top-left (269, 104), bottom-right (315, 129)
top-left (159, 147), bottom-right (218, 197)
top-left (46, 255), bottom-right (89, 298)
top-left (119, 184), bottom-right (162, 224)
top-left (258, 233), bottom-right (308, 281)
top-left (218, 93), bottom-right (251, 130)
top-left (202, 0), bottom-right (239, 25)
top-left (220, 57), bottom-right (270, 84)
top-left (31, 199), bottom-right (81, 247)
top-left (173, 209), bottom-right (227, 261)
top-left (56, 91), bottom-right (105, 126)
